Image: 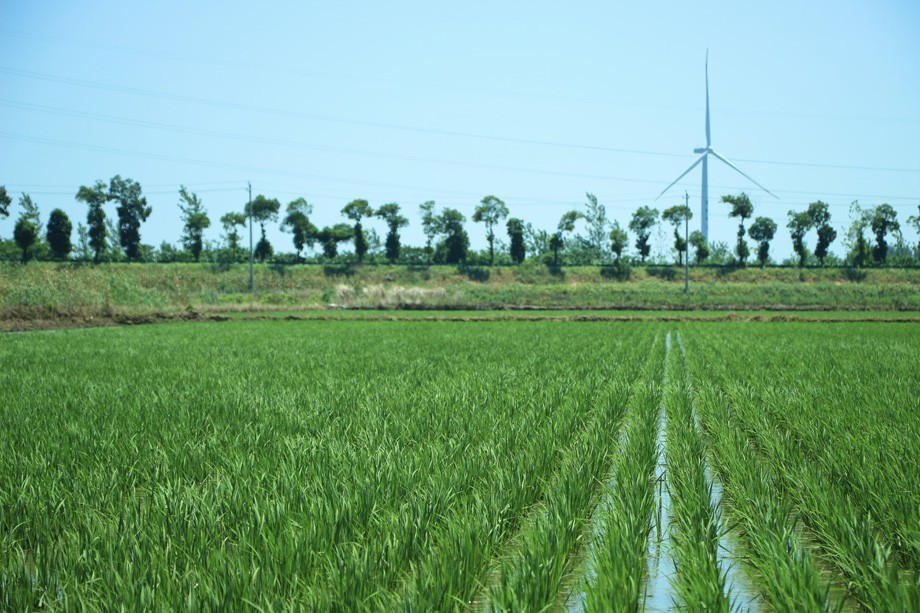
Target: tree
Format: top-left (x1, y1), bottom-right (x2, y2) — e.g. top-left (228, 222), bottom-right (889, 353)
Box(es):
top-left (245, 195), bottom-right (281, 262)
top-left (583, 193), bottom-right (609, 261)
top-left (220, 212), bottom-right (247, 257)
top-left (907, 204), bottom-right (920, 255)
top-left (609, 221), bottom-right (628, 262)
top-left (76, 180), bottom-right (108, 262)
top-left (177, 186), bottom-right (210, 262)
top-left (13, 194), bottom-right (40, 262)
top-left (317, 224), bottom-right (354, 259)
top-left (722, 192), bottom-right (754, 265)
top-left (689, 230), bottom-right (709, 264)
top-left (550, 210), bottom-right (584, 266)
top-left (342, 199), bottom-right (374, 262)
top-left (506, 217), bottom-right (526, 264)
top-left (787, 210), bottom-right (813, 268)
top-left (436, 208), bottom-right (469, 264)
top-left (46, 208), bottom-right (73, 260)
top-left (107, 175), bottom-right (151, 261)
top-left (419, 200), bottom-right (438, 264)
top-left (869, 204), bottom-right (899, 264)
top-left (747, 216), bottom-right (777, 267)
top-left (472, 195), bottom-right (509, 265)
top-left (803, 201), bottom-right (835, 266)
top-left (629, 206), bottom-right (659, 263)
top-left (376, 203), bottom-right (409, 262)
top-left (0, 186), bottom-right (11, 220)
top-left (844, 201), bottom-right (871, 267)
top-left (661, 205), bottom-right (693, 265)
top-left (281, 198), bottom-right (317, 260)
top-left (523, 223), bottom-right (551, 258)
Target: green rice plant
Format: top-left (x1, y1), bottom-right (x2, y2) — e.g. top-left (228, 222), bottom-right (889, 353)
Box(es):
top-left (688, 322), bottom-right (920, 609)
top-left (682, 339), bottom-right (829, 611)
top-left (487, 380), bottom-right (631, 611)
top-left (664, 343), bottom-right (730, 611)
top-left (0, 320), bottom-right (656, 610)
top-left (582, 339), bottom-right (664, 612)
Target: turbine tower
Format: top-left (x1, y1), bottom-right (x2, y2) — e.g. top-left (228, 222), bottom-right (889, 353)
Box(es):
top-left (657, 52), bottom-right (778, 241)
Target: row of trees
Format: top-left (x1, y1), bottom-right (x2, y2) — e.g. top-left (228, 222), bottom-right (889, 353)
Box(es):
top-left (1, 182), bottom-right (918, 267)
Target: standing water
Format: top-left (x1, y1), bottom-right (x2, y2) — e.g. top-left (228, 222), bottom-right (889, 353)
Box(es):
top-left (642, 331), bottom-right (677, 611)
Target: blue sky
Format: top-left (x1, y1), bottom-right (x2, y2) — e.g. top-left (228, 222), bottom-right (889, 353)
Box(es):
top-left (1, 0), bottom-right (918, 260)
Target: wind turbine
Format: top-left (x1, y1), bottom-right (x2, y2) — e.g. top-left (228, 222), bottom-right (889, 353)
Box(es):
top-left (657, 52), bottom-right (778, 241)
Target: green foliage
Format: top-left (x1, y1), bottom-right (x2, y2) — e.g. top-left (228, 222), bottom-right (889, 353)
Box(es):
top-left (662, 205), bottom-right (693, 265)
top-left (13, 194), bottom-right (41, 262)
top-left (220, 212), bottom-right (247, 258)
top-left (13, 219), bottom-right (38, 262)
top-left (844, 201), bottom-right (872, 267)
top-left (177, 186), bottom-right (210, 262)
top-left (608, 221), bottom-right (628, 262)
top-left (870, 204), bottom-right (900, 264)
top-left (689, 230), bottom-right (709, 264)
top-left (46, 208), bottom-right (73, 260)
top-left (435, 207), bottom-right (469, 264)
top-left (583, 192), bottom-right (609, 261)
top-left (472, 195), bottom-right (509, 265)
top-left (805, 201), bottom-right (836, 266)
top-left (76, 180), bottom-right (108, 262)
top-left (376, 202), bottom-right (409, 262)
top-left (281, 198), bottom-right (317, 259)
top-left (254, 235), bottom-right (273, 262)
top-left (245, 194), bottom-right (281, 224)
top-left (907, 204), bottom-right (920, 255)
top-left (108, 175), bottom-right (151, 261)
top-left (629, 206), bottom-right (659, 263)
top-left (787, 210), bottom-right (813, 267)
top-left (419, 200), bottom-right (438, 264)
top-left (506, 217), bottom-right (526, 264)
top-left (245, 195), bottom-right (281, 262)
top-left (723, 193), bottom-right (754, 265)
top-left (317, 223), bottom-right (353, 259)
top-left (547, 210), bottom-right (584, 265)
top-left (0, 185), bottom-right (11, 219)
top-left (342, 199), bottom-right (373, 262)
top-left (748, 216), bottom-right (777, 267)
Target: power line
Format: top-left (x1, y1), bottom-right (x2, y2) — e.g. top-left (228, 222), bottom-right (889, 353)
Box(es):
top-left (4, 66), bottom-right (918, 175)
top-left (0, 66), bottom-right (684, 160)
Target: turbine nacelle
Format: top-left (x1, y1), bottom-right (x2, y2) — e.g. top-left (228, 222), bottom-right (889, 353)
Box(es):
top-left (656, 53), bottom-right (777, 242)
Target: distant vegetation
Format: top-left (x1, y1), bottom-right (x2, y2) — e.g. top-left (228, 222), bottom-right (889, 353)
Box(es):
top-left (2, 262), bottom-right (918, 316)
top-left (2, 183), bottom-right (919, 268)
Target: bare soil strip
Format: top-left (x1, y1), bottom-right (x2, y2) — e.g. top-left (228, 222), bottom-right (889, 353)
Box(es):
top-left (4, 309), bottom-right (920, 332)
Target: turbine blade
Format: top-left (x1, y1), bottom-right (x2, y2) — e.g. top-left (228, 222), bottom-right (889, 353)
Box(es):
top-left (705, 51), bottom-right (711, 148)
top-left (708, 149), bottom-right (780, 199)
top-left (656, 155), bottom-right (706, 200)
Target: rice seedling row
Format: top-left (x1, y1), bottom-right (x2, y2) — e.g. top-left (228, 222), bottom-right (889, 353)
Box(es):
top-left (687, 324), bottom-right (920, 610)
top-left (2, 319), bottom-right (919, 610)
top-left (579, 335), bottom-right (664, 612)
top-left (660, 335), bottom-right (730, 611)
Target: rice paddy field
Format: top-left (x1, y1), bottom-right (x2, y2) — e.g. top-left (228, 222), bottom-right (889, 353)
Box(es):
top-left (1, 319), bottom-right (919, 610)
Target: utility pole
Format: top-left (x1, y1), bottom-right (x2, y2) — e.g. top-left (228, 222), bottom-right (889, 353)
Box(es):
top-left (684, 191), bottom-right (690, 293)
top-left (248, 182), bottom-right (254, 293)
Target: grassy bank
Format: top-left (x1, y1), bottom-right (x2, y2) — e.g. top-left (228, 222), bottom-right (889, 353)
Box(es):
top-left (1, 261), bottom-right (919, 314)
